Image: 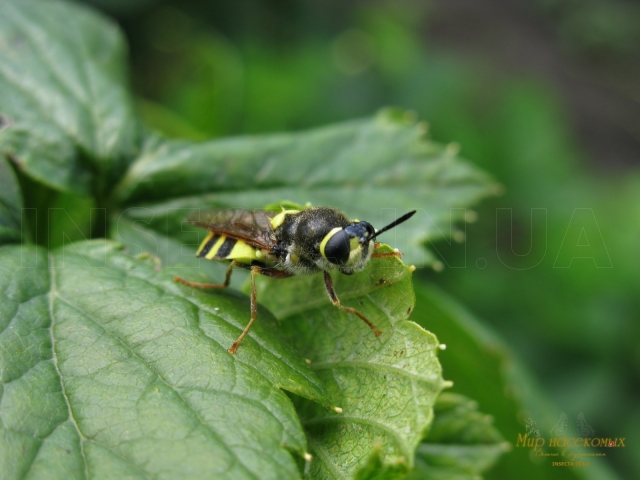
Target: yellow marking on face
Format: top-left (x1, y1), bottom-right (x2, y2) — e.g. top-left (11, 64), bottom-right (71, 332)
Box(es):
top-left (346, 244), bottom-right (363, 266)
top-left (320, 227), bottom-right (342, 259)
top-left (270, 209), bottom-right (300, 230)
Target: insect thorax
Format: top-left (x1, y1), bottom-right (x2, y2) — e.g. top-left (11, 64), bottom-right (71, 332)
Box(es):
top-left (274, 207), bottom-right (372, 275)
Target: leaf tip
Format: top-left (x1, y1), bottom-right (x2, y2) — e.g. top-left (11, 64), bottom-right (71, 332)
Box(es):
top-left (492, 183), bottom-right (506, 196)
top-left (445, 141), bottom-right (461, 156)
top-left (0, 113), bottom-right (13, 131)
top-left (375, 107), bottom-right (417, 127)
top-left (500, 441), bottom-right (513, 452)
top-left (303, 452), bottom-right (313, 462)
top-left (453, 230), bottom-right (465, 243)
top-left (332, 406), bottom-right (343, 414)
top-left (438, 343), bottom-right (447, 350)
top-left (465, 210), bottom-right (478, 223)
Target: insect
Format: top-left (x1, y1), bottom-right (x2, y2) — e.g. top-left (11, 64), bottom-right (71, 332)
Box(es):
top-left (174, 206), bottom-right (416, 354)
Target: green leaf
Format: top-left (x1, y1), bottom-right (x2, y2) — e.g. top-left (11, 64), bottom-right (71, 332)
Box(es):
top-left (0, 242), bottom-right (330, 479)
top-left (405, 393), bottom-right (509, 480)
top-left (253, 247), bottom-right (446, 478)
top-left (0, 156), bottom-right (23, 245)
top-left (0, 0), bottom-right (141, 196)
top-left (112, 110), bottom-right (498, 266)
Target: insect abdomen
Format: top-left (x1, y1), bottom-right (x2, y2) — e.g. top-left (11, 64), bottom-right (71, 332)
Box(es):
top-left (196, 232), bottom-right (260, 262)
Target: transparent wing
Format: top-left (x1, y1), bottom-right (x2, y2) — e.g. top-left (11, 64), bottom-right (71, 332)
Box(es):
top-left (187, 209), bottom-right (277, 250)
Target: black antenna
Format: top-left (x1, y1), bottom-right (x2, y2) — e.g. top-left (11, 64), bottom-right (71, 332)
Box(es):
top-left (372, 210), bottom-right (416, 239)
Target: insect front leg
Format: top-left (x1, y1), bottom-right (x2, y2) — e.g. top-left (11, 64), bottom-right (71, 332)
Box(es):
top-left (323, 271), bottom-right (382, 337)
top-left (173, 261), bottom-right (236, 289)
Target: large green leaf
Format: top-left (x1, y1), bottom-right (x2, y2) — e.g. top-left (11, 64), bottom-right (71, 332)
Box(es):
top-left (112, 110), bottom-right (498, 267)
top-left (0, 0), bottom-right (141, 196)
top-left (112, 206), bottom-right (447, 477)
top-left (0, 3), bottom-right (499, 477)
top-left (0, 156), bottom-right (23, 245)
top-left (0, 242), bottom-right (330, 479)
top-left (406, 393), bottom-right (509, 480)
top-left (252, 246), bottom-right (446, 478)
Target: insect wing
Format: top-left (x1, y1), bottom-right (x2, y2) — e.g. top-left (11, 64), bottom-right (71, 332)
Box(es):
top-left (188, 209), bottom-right (276, 249)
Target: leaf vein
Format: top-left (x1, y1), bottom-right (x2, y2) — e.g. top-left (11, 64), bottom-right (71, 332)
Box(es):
top-left (47, 253), bottom-right (90, 480)
top-left (304, 415), bottom-right (412, 461)
top-left (311, 360), bottom-right (438, 384)
top-left (306, 436), bottom-right (344, 479)
top-left (53, 294), bottom-right (258, 480)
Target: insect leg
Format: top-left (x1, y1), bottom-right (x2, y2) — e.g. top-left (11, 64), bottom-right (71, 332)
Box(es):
top-left (228, 266), bottom-right (261, 354)
top-left (173, 261), bottom-right (236, 288)
top-left (371, 242), bottom-right (403, 259)
top-left (323, 271), bottom-right (382, 336)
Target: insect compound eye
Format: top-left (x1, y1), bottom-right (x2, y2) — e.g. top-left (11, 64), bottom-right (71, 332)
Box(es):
top-left (323, 229), bottom-right (351, 265)
top-left (344, 222), bottom-right (373, 245)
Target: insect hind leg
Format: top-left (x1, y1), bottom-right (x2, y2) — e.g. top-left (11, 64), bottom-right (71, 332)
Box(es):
top-left (174, 261), bottom-right (236, 289)
top-left (228, 266), bottom-right (260, 354)
top-left (175, 260), bottom-right (293, 354)
top-left (227, 262), bottom-right (292, 354)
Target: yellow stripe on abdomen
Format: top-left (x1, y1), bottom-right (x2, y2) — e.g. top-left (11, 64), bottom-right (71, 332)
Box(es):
top-left (197, 232), bottom-right (221, 257)
top-left (197, 232), bottom-right (262, 263)
top-left (205, 235), bottom-right (229, 260)
top-left (227, 241), bottom-right (261, 262)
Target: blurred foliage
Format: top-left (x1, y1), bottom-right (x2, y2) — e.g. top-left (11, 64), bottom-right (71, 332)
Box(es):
top-left (92, 0), bottom-right (640, 478)
top-left (537, 0), bottom-right (640, 59)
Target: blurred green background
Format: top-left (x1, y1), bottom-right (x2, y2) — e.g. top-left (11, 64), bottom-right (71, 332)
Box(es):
top-left (82, 0), bottom-right (639, 478)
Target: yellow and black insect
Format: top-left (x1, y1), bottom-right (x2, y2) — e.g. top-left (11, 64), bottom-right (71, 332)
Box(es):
top-left (174, 206), bottom-right (416, 353)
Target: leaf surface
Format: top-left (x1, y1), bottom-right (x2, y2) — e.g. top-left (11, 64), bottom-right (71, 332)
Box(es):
top-left (0, 242), bottom-right (329, 480)
top-left (0, 156), bottom-right (23, 245)
top-left (0, 0), bottom-right (141, 196)
top-left (254, 247), bottom-right (446, 478)
top-left (113, 111), bottom-right (498, 267)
